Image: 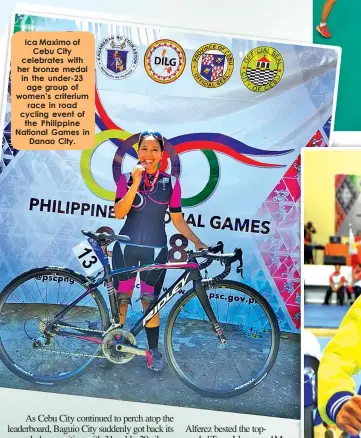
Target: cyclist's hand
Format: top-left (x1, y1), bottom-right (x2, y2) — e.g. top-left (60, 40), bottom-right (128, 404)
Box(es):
top-left (131, 164), bottom-right (145, 186)
top-left (195, 241), bottom-right (208, 251)
top-left (336, 395), bottom-right (361, 435)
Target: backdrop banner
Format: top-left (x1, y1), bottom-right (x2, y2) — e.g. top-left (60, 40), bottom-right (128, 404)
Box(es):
top-left (0, 12), bottom-right (340, 334)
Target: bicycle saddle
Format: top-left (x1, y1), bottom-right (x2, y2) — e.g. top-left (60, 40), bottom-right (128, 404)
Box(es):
top-left (81, 230), bottom-right (130, 244)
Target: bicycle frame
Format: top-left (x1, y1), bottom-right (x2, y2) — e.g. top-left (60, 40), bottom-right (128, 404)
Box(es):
top-left (50, 256), bottom-right (226, 345)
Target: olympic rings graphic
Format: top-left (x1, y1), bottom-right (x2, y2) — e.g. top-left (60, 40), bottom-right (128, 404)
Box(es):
top-left (80, 87), bottom-right (294, 208)
top-left (80, 129), bottom-right (220, 206)
top-left (81, 129), bottom-right (129, 201)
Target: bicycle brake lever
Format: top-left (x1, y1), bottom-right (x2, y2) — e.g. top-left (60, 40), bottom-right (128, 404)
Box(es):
top-left (207, 241), bottom-right (224, 254)
top-left (235, 248), bottom-right (244, 279)
top-left (237, 263), bottom-right (244, 279)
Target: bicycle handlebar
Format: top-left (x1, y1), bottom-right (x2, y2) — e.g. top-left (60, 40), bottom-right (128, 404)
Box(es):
top-left (188, 241), bottom-right (244, 279)
top-left (80, 230), bottom-right (244, 280)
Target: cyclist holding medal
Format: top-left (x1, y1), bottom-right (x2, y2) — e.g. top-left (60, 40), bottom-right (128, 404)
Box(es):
top-left (112, 130), bottom-right (208, 372)
top-left (0, 133), bottom-right (280, 395)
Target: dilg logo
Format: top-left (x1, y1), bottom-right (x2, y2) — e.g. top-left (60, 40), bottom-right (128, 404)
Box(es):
top-left (144, 39), bottom-right (186, 84)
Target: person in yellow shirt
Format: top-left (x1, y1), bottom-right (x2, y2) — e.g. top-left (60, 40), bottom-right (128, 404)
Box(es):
top-left (318, 296), bottom-right (361, 436)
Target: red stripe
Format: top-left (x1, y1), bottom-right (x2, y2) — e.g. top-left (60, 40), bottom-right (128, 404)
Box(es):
top-left (72, 335), bottom-right (103, 344)
top-left (94, 91), bottom-right (283, 168)
top-left (175, 141), bottom-right (283, 168)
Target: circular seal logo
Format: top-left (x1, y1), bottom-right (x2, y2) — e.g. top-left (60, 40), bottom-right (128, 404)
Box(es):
top-left (191, 43), bottom-right (234, 88)
top-left (144, 39), bottom-right (186, 84)
top-left (96, 35), bottom-right (139, 80)
top-left (241, 46), bottom-right (284, 92)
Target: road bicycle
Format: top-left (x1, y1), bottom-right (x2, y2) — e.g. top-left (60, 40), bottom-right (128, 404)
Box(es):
top-left (0, 229), bottom-right (280, 398)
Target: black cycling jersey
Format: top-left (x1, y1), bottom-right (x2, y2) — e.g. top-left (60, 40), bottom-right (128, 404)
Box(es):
top-left (115, 170), bottom-right (182, 248)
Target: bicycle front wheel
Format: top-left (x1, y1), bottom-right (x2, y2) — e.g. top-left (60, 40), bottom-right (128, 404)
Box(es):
top-left (0, 267), bottom-right (110, 385)
top-left (164, 280), bottom-right (280, 398)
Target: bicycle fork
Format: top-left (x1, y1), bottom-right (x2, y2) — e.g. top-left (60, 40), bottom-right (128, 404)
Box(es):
top-left (192, 272), bottom-right (228, 345)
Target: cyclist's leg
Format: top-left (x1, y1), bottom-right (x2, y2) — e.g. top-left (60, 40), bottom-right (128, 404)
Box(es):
top-left (112, 242), bottom-right (138, 325)
top-left (139, 246), bottom-right (168, 328)
top-left (139, 246), bottom-right (168, 371)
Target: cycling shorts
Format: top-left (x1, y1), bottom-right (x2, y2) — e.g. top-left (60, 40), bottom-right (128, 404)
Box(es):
top-left (112, 243), bottom-right (168, 297)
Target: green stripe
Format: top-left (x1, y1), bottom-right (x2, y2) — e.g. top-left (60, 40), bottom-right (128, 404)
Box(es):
top-left (182, 150), bottom-right (219, 207)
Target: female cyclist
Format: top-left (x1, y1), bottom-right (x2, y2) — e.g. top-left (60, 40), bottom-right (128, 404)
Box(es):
top-left (111, 130), bottom-right (208, 372)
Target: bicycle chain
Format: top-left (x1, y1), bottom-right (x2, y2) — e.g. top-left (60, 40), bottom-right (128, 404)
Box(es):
top-left (38, 323), bottom-right (105, 359)
top-left (54, 323), bottom-right (104, 334)
top-left (38, 323), bottom-right (139, 360)
top-left (41, 349), bottom-right (104, 359)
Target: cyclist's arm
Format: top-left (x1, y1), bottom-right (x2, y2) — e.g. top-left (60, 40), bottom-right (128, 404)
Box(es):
top-left (114, 174), bottom-right (139, 219)
top-left (171, 212), bottom-right (205, 248)
top-left (318, 298), bottom-right (361, 425)
top-left (168, 179), bottom-right (206, 248)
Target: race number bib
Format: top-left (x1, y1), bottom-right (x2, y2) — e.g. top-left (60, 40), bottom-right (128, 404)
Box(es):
top-left (72, 239), bottom-right (104, 275)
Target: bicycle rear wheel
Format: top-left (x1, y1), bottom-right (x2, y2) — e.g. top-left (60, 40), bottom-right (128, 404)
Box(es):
top-left (0, 267), bottom-right (110, 385)
top-left (164, 280), bottom-right (280, 398)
